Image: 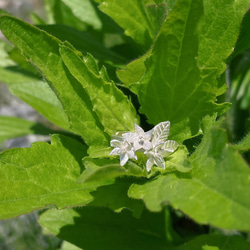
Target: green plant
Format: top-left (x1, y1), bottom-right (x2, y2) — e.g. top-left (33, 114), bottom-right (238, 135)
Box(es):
top-left (1, 0), bottom-right (250, 249)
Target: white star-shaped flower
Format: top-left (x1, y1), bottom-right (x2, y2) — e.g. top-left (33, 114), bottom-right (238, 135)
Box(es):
top-left (109, 121), bottom-right (178, 171)
top-left (109, 138), bottom-right (137, 166)
top-left (122, 124), bottom-right (152, 152)
top-left (144, 140), bottom-right (179, 172)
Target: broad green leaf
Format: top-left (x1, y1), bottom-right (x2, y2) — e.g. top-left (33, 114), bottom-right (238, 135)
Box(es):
top-left (39, 207), bottom-right (171, 250)
top-left (134, 0), bottom-right (236, 143)
top-left (0, 135), bottom-right (110, 220)
top-left (38, 24), bottom-right (126, 65)
top-left (0, 116), bottom-right (53, 143)
top-left (61, 0), bottom-right (102, 29)
top-left (162, 0), bottom-right (177, 12)
top-left (145, 4), bottom-right (166, 38)
top-left (78, 158), bottom-right (146, 183)
top-left (129, 117), bottom-right (250, 231)
top-left (198, 0), bottom-right (250, 73)
top-left (88, 178), bottom-right (144, 218)
top-left (59, 44), bottom-right (138, 135)
top-left (175, 234), bottom-right (250, 250)
top-left (0, 15), bottom-right (109, 151)
top-left (99, 0), bottom-right (164, 50)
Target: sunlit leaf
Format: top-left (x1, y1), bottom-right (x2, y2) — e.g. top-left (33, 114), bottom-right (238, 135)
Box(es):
top-left (78, 158), bottom-right (146, 183)
top-left (59, 44), bottom-right (139, 135)
top-left (126, 0), bottom-right (247, 143)
top-left (0, 15), bottom-right (109, 151)
top-left (61, 0), bottom-right (102, 29)
top-left (99, 0), bottom-right (165, 50)
top-left (129, 116), bottom-right (250, 231)
top-left (0, 135), bottom-right (111, 220)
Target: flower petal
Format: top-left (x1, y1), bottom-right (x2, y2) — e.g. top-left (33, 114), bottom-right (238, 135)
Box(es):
top-left (110, 139), bottom-right (122, 147)
top-left (109, 148), bottom-right (120, 155)
top-left (122, 132), bottom-right (136, 144)
top-left (127, 150), bottom-right (137, 160)
top-left (134, 123), bottom-right (144, 135)
top-left (154, 154), bottom-right (165, 169)
top-left (151, 121), bottom-right (170, 147)
top-left (120, 153), bottom-right (129, 166)
top-left (163, 140), bottom-right (179, 151)
top-left (146, 158), bottom-right (154, 172)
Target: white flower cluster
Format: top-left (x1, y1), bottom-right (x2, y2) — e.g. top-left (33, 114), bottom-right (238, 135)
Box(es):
top-left (109, 121), bottom-right (179, 172)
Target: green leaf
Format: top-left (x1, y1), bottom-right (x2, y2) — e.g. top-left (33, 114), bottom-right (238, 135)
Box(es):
top-left (78, 158), bottom-right (146, 183)
top-left (175, 234), bottom-right (250, 250)
top-left (229, 8), bottom-right (250, 60)
top-left (61, 0), bottom-right (102, 29)
top-left (234, 131), bottom-right (250, 152)
top-left (59, 44), bottom-right (139, 135)
top-left (38, 24), bottom-right (126, 65)
top-left (0, 66), bottom-right (40, 85)
top-left (162, 0), bottom-right (177, 13)
top-left (0, 67), bottom-right (69, 129)
top-left (0, 15), bottom-right (109, 151)
top-left (0, 116), bottom-right (53, 143)
top-left (0, 40), bottom-right (15, 67)
top-left (116, 53), bottom-right (149, 89)
top-left (0, 135), bottom-right (110, 220)
top-left (88, 178), bottom-right (144, 218)
top-left (0, 56), bottom-right (69, 129)
top-left (99, 0), bottom-right (164, 50)
top-left (45, 0), bottom-right (87, 30)
top-left (8, 47), bottom-right (40, 73)
top-left (60, 241), bottom-right (82, 250)
top-left (145, 4), bottom-right (166, 38)
top-left (133, 0), bottom-right (242, 142)
top-left (198, 0), bottom-right (249, 73)
top-left (39, 207), bottom-right (171, 250)
top-left (128, 116), bottom-right (250, 231)
top-left (30, 12), bottom-right (47, 25)
top-left (164, 146), bottom-right (192, 173)
top-left (9, 81), bottom-right (69, 130)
